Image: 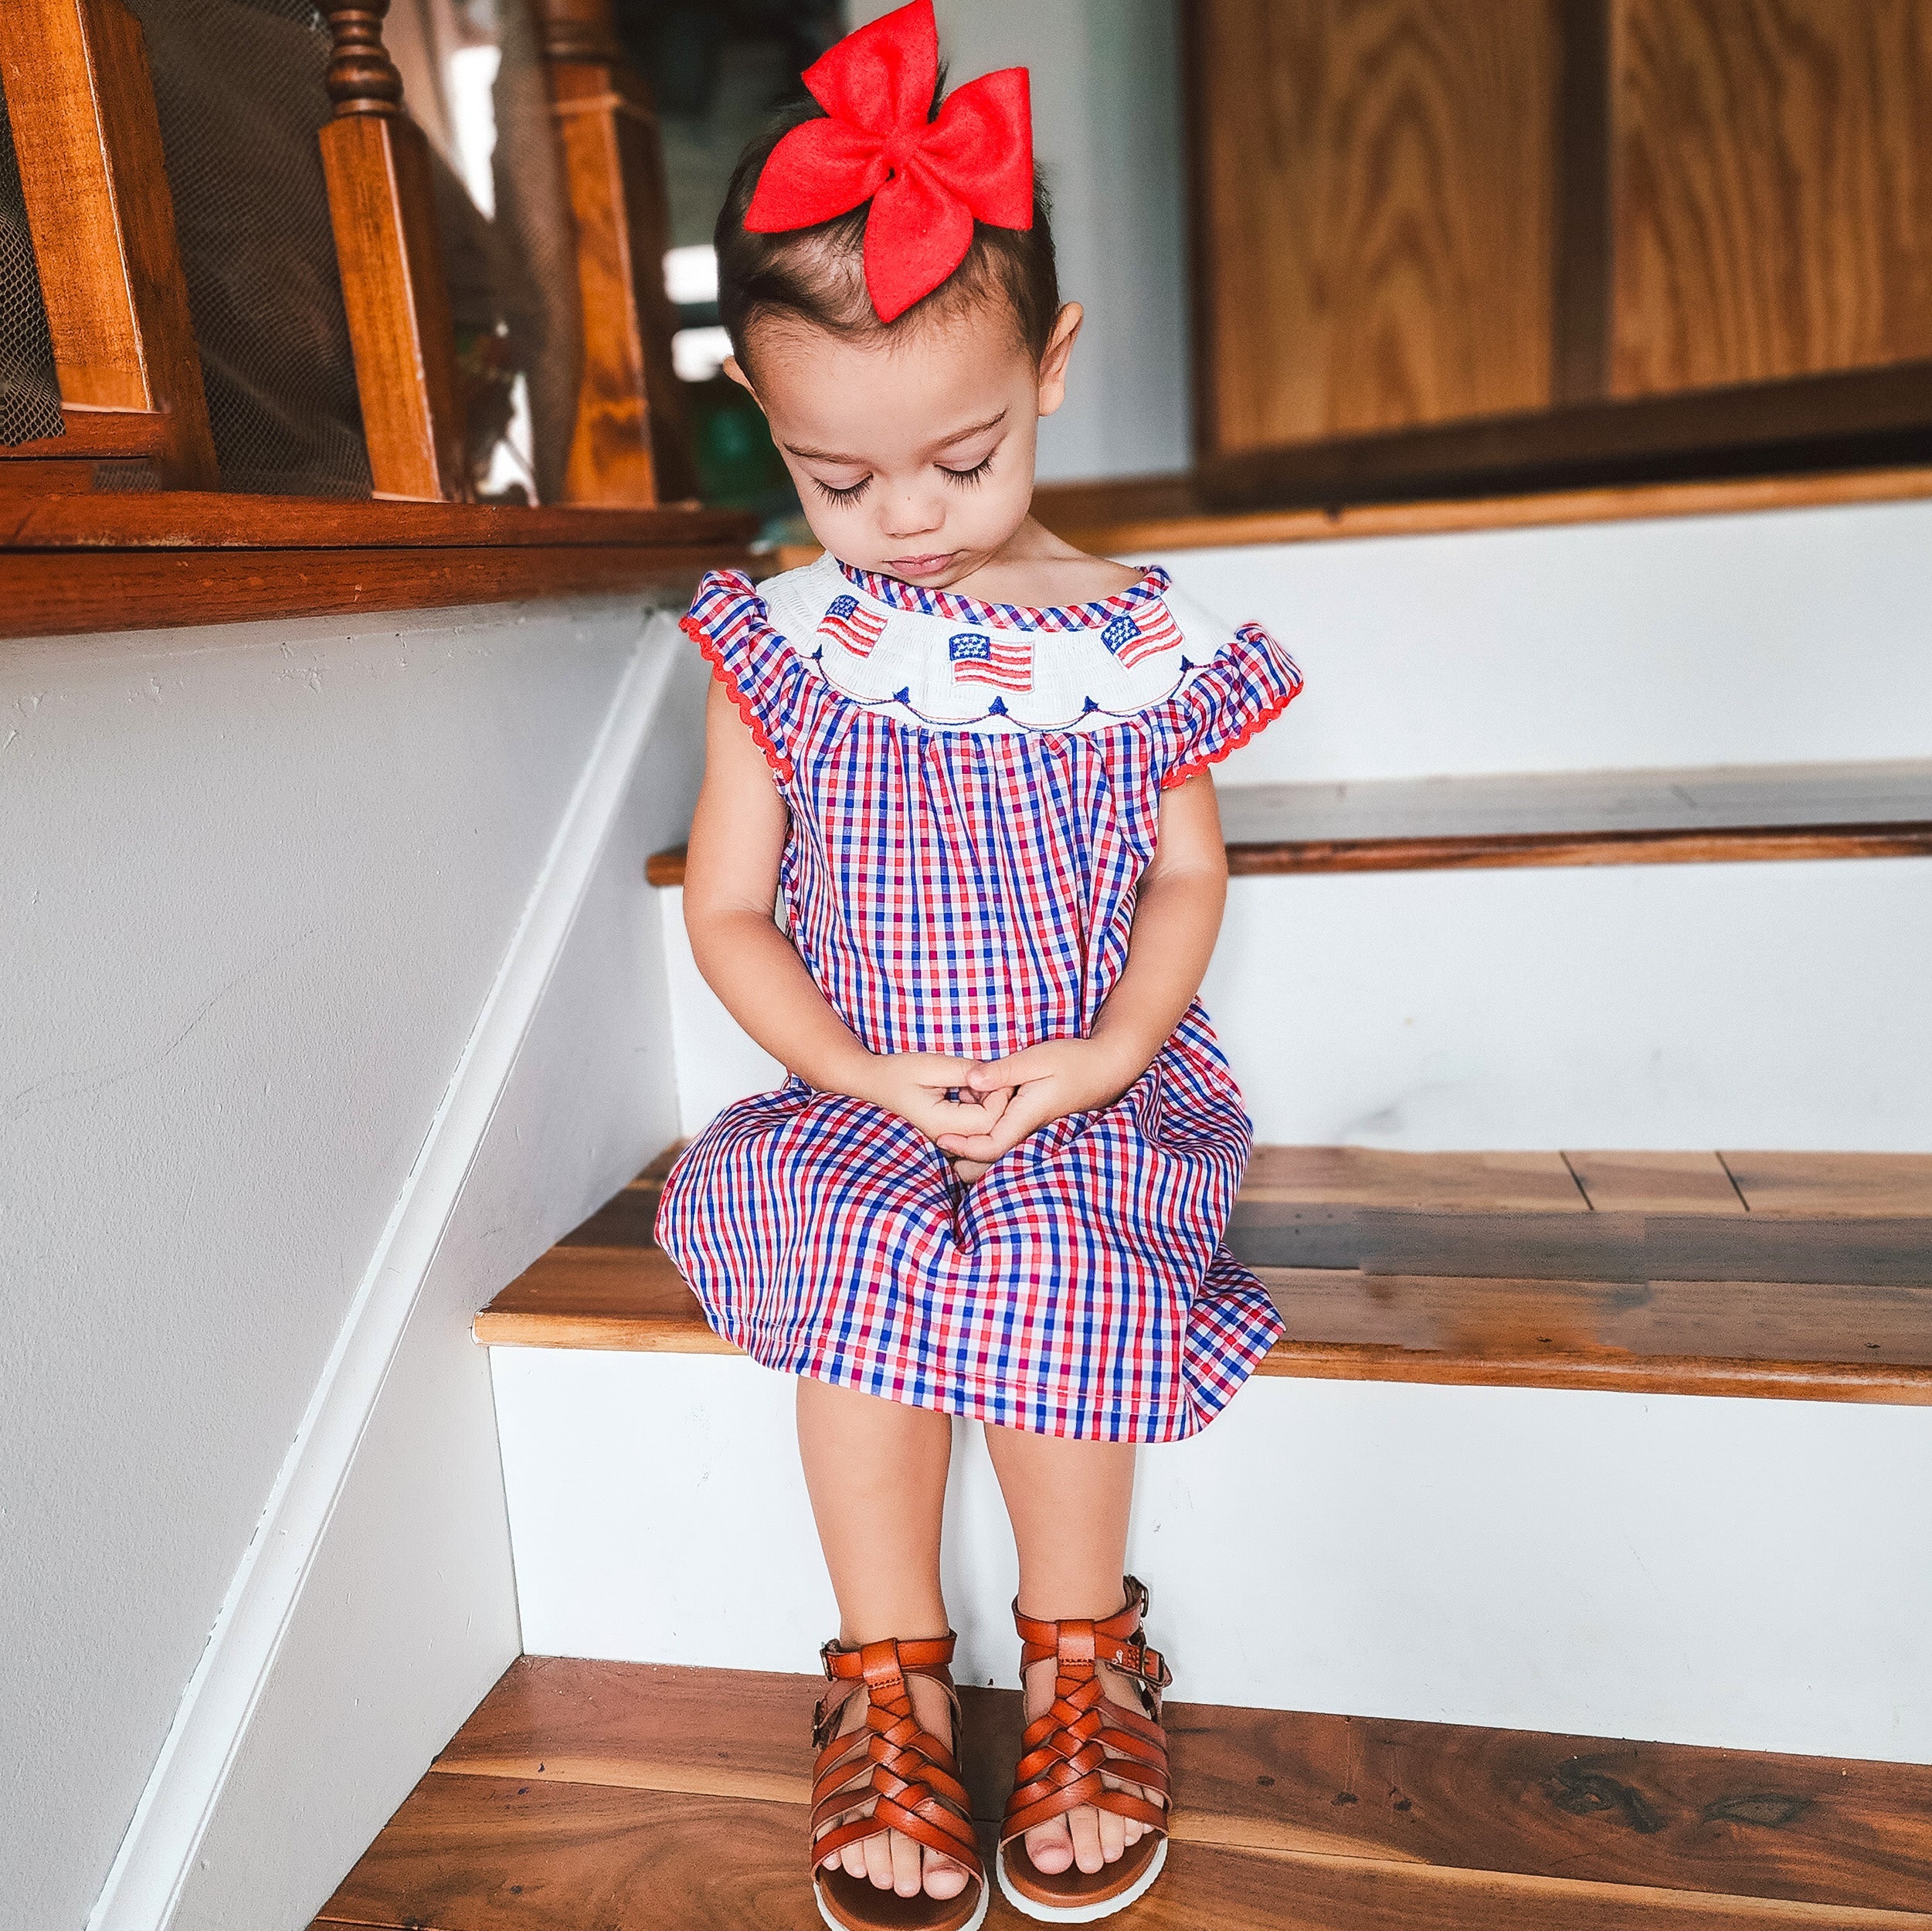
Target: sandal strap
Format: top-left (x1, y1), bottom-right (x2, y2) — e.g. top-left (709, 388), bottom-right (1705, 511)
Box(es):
top-left (1013, 1576), bottom-right (1171, 1694)
top-left (1000, 1579), bottom-right (1172, 1849)
top-left (810, 1633), bottom-right (986, 1887)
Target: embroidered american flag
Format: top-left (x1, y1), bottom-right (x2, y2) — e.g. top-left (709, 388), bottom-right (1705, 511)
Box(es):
top-left (819, 594), bottom-right (887, 658)
top-left (949, 630), bottom-right (1031, 692)
top-left (1101, 601), bottom-right (1181, 667)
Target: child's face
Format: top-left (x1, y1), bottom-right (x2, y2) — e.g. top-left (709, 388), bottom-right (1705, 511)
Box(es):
top-left (730, 300), bottom-right (1081, 585)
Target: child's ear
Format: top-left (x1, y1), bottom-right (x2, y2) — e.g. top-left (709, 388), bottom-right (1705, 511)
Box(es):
top-left (723, 354), bottom-right (762, 407)
top-left (1035, 302), bottom-right (1084, 418)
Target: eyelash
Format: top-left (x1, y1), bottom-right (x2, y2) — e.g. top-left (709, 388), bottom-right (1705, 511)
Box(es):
top-left (942, 455), bottom-right (994, 489)
top-left (808, 455), bottom-right (993, 507)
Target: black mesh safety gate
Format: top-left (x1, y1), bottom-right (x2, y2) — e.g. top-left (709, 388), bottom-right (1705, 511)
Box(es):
top-left (0, 81), bottom-right (64, 450)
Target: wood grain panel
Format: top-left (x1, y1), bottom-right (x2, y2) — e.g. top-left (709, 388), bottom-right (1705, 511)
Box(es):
top-left (0, 490), bottom-right (749, 550)
top-left (316, 1776), bottom-right (825, 1931)
top-left (314, 1770), bottom-right (1932, 1930)
top-left (0, 542), bottom-right (739, 640)
top-left (1564, 1151), bottom-right (1744, 1214)
top-left (1032, 463), bottom-right (1932, 557)
top-left (1611, 0), bottom-right (1932, 397)
top-left (427, 1659), bottom-right (1932, 1915)
top-left (1192, 0), bottom-right (1557, 454)
top-left (0, 0), bottom-right (217, 486)
top-left (645, 820), bottom-right (1932, 887)
top-left (475, 1238), bottom-right (1932, 1405)
top-left (437, 1655), bottom-right (815, 1804)
top-left (1722, 1152), bottom-right (1932, 1219)
top-left (474, 1244), bottom-right (738, 1353)
top-left (1241, 1147), bottom-right (1586, 1213)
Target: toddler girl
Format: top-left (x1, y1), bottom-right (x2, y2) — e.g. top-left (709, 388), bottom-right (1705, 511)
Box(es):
top-left (656, 7), bottom-right (1302, 1925)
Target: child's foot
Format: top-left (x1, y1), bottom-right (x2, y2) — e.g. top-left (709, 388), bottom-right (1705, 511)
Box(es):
top-left (1017, 1654), bottom-right (1155, 1875)
top-left (818, 1665), bottom-right (974, 1900)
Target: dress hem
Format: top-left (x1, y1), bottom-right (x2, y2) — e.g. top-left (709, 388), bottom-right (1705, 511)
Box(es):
top-left (693, 1296), bottom-right (1285, 1446)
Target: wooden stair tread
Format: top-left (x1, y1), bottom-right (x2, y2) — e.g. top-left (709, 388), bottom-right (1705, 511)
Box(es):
top-left (643, 760), bottom-right (1932, 884)
top-left (477, 1244), bottom-right (1932, 1403)
top-left (613, 1144), bottom-right (1932, 1219)
top-left (477, 1149), bottom-right (1932, 1403)
top-left (317, 1657), bottom-right (1932, 1926)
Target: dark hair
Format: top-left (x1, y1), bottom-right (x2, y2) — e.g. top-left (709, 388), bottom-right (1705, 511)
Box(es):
top-left (715, 88), bottom-right (1059, 370)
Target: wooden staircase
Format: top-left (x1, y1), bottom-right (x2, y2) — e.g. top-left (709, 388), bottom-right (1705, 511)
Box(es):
top-left (321, 1143), bottom-right (1932, 1920)
top-left (318, 1657), bottom-right (1932, 1927)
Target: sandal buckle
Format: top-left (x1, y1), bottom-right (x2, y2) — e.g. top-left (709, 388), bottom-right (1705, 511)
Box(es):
top-left (1118, 1631), bottom-right (1171, 1690)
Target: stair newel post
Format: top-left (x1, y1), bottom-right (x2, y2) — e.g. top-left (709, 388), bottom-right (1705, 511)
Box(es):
top-left (317, 0), bottom-right (467, 502)
top-left (530, 0), bottom-right (698, 507)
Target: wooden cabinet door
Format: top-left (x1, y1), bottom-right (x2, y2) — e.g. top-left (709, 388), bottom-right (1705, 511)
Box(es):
top-left (1191, 0), bottom-right (1561, 457)
top-left (1611, 0), bottom-right (1932, 397)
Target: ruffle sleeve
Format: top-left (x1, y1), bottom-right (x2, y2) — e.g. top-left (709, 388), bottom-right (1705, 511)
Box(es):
top-left (681, 569), bottom-right (812, 783)
top-left (1145, 622), bottom-right (1304, 789)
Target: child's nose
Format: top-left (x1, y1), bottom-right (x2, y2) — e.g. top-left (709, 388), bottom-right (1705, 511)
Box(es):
top-left (878, 487), bottom-right (945, 541)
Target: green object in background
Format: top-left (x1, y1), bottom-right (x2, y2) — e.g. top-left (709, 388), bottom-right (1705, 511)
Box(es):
top-left (685, 376), bottom-right (797, 518)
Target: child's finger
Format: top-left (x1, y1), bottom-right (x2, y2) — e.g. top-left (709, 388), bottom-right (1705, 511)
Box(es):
top-left (935, 1091), bottom-right (1055, 1162)
top-left (965, 1047), bottom-right (1051, 1089)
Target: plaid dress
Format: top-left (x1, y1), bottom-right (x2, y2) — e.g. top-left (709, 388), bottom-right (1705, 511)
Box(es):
top-left (655, 555), bottom-right (1304, 1442)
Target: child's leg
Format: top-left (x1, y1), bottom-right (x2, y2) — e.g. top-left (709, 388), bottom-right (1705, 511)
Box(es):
top-left (983, 1425), bottom-right (1150, 1878)
top-left (796, 1376), bottom-right (969, 1901)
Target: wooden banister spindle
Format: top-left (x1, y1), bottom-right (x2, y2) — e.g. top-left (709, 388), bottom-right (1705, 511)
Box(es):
top-left (0, 0), bottom-right (217, 487)
top-left (318, 0), bottom-right (465, 501)
top-left (531, 0), bottom-right (698, 507)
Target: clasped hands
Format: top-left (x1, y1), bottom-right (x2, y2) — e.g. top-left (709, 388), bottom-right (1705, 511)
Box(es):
top-left (842, 1038), bottom-right (1139, 1183)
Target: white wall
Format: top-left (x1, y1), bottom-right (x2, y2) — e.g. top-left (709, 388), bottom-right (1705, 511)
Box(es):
top-left (660, 495), bottom-right (1932, 1149)
top-left (1171, 497), bottom-right (1932, 786)
top-left (0, 600), bottom-right (701, 1931)
top-left (493, 1351), bottom-right (1932, 1763)
top-left (850, 0), bottom-right (1193, 481)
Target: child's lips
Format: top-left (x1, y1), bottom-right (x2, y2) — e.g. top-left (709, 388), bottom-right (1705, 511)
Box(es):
top-left (886, 551), bottom-right (956, 577)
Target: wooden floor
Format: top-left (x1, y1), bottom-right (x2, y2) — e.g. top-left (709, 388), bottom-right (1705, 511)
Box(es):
top-left (476, 1148), bottom-right (1932, 1406)
top-left (317, 1657), bottom-right (1932, 1928)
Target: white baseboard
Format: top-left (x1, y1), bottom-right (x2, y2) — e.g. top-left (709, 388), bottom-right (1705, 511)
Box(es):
top-left (88, 618), bottom-right (688, 1931)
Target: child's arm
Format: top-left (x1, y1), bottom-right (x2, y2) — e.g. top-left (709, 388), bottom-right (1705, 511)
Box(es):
top-left (684, 680), bottom-right (1012, 1145)
top-left (938, 772), bottom-right (1228, 1166)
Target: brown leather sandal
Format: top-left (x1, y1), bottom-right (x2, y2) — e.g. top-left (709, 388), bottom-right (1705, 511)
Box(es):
top-left (810, 1632), bottom-right (990, 1931)
top-left (997, 1578), bottom-right (1173, 1923)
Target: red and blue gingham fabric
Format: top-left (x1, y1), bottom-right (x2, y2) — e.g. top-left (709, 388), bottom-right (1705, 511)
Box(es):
top-left (655, 567), bottom-right (1303, 1441)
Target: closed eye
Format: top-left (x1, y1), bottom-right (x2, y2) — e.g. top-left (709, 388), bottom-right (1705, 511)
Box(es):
top-left (941, 454), bottom-right (994, 488)
top-left (810, 474), bottom-right (871, 505)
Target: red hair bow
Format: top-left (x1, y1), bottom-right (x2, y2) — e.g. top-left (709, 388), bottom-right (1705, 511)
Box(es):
top-left (745, 0), bottom-right (1034, 324)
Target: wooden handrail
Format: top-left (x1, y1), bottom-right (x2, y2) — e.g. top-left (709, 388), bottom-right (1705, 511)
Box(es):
top-left (317, 0), bottom-right (467, 503)
top-left (0, 0), bottom-right (216, 488)
top-left (531, 0), bottom-right (698, 507)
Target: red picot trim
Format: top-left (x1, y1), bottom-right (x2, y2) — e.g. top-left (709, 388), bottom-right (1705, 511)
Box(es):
top-left (681, 606), bottom-right (795, 785)
top-left (1160, 623), bottom-right (1306, 790)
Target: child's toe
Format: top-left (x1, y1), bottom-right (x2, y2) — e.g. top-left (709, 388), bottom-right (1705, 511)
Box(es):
top-left (1069, 1806), bottom-right (1106, 1875)
top-left (1025, 1817), bottom-right (1075, 1874)
top-left (924, 1851), bottom-right (969, 1899)
top-left (891, 1829), bottom-right (924, 1896)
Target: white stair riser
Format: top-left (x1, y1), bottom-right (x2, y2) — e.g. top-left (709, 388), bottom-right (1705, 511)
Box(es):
top-left (664, 857), bottom-right (1932, 1151)
top-left (491, 1348), bottom-right (1932, 1763)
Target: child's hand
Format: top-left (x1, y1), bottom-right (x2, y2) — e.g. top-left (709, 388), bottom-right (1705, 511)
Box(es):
top-left (933, 1039), bottom-right (1139, 1171)
top-left (839, 1051), bottom-right (1016, 1148)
